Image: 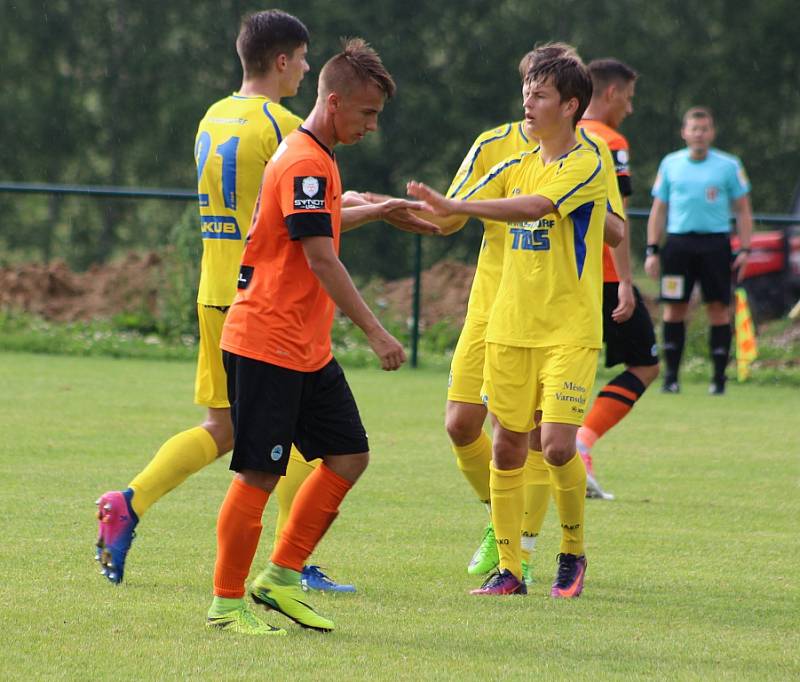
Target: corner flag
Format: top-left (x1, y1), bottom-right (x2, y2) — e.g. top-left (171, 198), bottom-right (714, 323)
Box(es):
top-left (734, 287), bottom-right (757, 381)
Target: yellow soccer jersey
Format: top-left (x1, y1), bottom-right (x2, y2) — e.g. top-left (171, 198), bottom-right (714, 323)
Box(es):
top-left (447, 122), bottom-right (623, 323)
top-left (447, 122), bottom-right (536, 322)
top-left (195, 94), bottom-right (302, 306)
top-left (464, 141), bottom-right (611, 349)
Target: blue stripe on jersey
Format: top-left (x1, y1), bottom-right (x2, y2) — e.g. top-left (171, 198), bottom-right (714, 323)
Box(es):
top-left (571, 201), bottom-right (594, 278)
top-left (517, 122), bottom-right (529, 143)
top-left (262, 103), bottom-right (284, 144)
top-left (578, 128), bottom-right (599, 154)
top-left (462, 156), bottom-right (523, 200)
top-left (448, 124), bottom-right (513, 198)
top-left (555, 155), bottom-right (602, 209)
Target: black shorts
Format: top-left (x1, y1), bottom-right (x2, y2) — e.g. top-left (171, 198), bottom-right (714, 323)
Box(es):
top-left (660, 233), bottom-right (732, 305)
top-left (602, 282), bottom-right (659, 368)
top-left (223, 352), bottom-right (369, 475)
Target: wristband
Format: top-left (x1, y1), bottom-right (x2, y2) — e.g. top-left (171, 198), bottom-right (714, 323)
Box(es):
top-left (645, 243), bottom-right (660, 257)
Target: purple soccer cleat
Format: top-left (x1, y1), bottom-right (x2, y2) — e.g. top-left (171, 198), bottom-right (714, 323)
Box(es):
top-left (550, 553), bottom-right (587, 599)
top-left (470, 569), bottom-right (527, 596)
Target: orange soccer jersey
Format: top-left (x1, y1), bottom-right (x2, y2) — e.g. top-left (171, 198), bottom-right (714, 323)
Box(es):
top-left (221, 127), bottom-right (343, 372)
top-left (578, 118), bottom-right (632, 284)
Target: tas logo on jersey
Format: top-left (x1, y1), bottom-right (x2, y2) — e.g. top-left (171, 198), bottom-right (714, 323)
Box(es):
top-left (294, 176), bottom-right (326, 210)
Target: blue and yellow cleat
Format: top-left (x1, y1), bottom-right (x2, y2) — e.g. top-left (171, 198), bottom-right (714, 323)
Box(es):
top-left (301, 565), bottom-right (356, 593)
top-left (95, 488), bottom-right (138, 584)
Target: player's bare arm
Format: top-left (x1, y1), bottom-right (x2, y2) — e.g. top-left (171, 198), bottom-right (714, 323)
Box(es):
top-left (604, 211), bottom-right (624, 248)
top-left (407, 180), bottom-right (555, 223)
top-left (610, 198), bottom-right (635, 322)
top-left (300, 235), bottom-right (406, 371)
top-left (645, 197), bottom-right (668, 279)
top-left (731, 194), bottom-right (753, 281)
top-left (360, 190), bottom-right (465, 235)
top-left (341, 198), bottom-right (440, 235)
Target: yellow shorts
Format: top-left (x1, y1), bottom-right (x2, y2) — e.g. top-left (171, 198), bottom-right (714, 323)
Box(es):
top-left (447, 316), bottom-right (487, 405)
top-left (481, 343), bottom-right (599, 432)
top-left (194, 304), bottom-right (230, 408)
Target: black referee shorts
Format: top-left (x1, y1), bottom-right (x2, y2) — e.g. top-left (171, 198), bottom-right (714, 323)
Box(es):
top-left (223, 352), bottom-right (369, 475)
top-left (660, 233), bottom-right (733, 305)
top-left (602, 282), bottom-right (659, 368)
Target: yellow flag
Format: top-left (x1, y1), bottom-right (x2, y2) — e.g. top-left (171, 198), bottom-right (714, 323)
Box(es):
top-left (734, 287), bottom-right (757, 381)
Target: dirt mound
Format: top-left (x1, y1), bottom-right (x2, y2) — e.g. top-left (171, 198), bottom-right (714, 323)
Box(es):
top-left (371, 260), bottom-right (475, 327)
top-left (0, 252), bottom-right (163, 322)
top-left (0, 255), bottom-right (476, 326)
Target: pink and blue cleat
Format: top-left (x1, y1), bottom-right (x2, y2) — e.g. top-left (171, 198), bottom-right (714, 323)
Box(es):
top-left (470, 568), bottom-right (527, 596)
top-left (550, 553), bottom-right (587, 598)
top-left (95, 489), bottom-right (138, 584)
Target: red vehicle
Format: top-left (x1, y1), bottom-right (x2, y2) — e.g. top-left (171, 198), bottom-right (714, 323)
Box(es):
top-left (733, 224), bottom-right (800, 322)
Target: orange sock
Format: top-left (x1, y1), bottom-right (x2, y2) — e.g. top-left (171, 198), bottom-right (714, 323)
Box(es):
top-left (271, 463), bottom-right (352, 572)
top-left (213, 477), bottom-right (269, 598)
top-left (582, 370), bottom-right (646, 440)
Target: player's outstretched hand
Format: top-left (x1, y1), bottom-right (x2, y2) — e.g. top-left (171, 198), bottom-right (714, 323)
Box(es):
top-left (380, 199), bottom-right (441, 235)
top-left (406, 181), bottom-right (455, 216)
top-left (342, 190), bottom-right (370, 207)
top-left (366, 326), bottom-right (406, 371)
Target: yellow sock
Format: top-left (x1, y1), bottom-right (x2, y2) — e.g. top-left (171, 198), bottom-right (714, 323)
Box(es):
top-left (546, 453), bottom-right (586, 556)
top-left (274, 447), bottom-right (319, 547)
top-left (129, 426), bottom-right (218, 517)
top-left (521, 449), bottom-right (550, 561)
top-left (489, 464), bottom-right (525, 580)
top-left (453, 431), bottom-right (492, 503)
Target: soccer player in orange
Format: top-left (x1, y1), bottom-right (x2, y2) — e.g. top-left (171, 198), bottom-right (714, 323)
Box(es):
top-left (94, 11), bottom-right (434, 590)
top-left (207, 39), bottom-right (418, 634)
top-left (576, 59), bottom-right (659, 499)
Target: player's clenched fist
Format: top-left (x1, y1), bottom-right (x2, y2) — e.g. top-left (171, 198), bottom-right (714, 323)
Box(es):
top-left (366, 327), bottom-right (406, 371)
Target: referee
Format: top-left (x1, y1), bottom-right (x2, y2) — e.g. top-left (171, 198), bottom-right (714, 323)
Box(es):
top-left (645, 106), bottom-right (753, 395)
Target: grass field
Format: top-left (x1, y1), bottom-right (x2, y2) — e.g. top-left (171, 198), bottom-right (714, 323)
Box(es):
top-left (1, 352), bottom-right (798, 680)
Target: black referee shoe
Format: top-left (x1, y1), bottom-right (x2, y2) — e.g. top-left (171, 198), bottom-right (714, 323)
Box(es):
top-left (708, 379), bottom-right (726, 395)
top-left (661, 380), bottom-right (680, 394)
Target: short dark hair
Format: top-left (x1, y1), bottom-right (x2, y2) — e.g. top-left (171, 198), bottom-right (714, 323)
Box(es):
top-left (683, 106), bottom-right (714, 127)
top-left (236, 10), bottom-right (310, 77)
top-left (319, 38), bottom-right (396, 99)
top-left (518, 42), bottom-right (581, 81)
top-left (526, 56), bottom-right (593, 126)
top-left (587, 58), bottom-right (638, 96)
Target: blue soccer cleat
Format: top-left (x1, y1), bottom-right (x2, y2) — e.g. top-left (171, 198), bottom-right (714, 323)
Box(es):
top-left (300, 565), bottom-right (356, 593)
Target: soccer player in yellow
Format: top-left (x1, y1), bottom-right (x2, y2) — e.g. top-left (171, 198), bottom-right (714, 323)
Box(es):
top-left (410, 53), bottom-right (618, 597)
top-left (427, 45), bottom-right (623, 584)
top-left (94, 10), bottom-right (435, 590)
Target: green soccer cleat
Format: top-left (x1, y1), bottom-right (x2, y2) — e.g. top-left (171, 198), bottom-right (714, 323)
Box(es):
top-left (521, 560), bottom-right (533, 587)
top-left (251, 576), bottom-right (335, 633)
top-left (467, 523), bottom-right (499, 575)
top-left (206, 602), bottom-right (287, 636)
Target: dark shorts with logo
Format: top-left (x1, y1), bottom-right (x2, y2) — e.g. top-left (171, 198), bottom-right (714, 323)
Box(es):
top-left (660, 233), bottom-right (732, 305)
top-left (602, 282), bottom-right (659, 368)
top-left (223, 352), bottom-right (369, 475)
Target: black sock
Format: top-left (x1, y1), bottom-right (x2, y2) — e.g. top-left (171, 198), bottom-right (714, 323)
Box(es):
top-left (662, 321), bottom-right (685, 384)
top-left (709, 324), bottom-right (732, 384)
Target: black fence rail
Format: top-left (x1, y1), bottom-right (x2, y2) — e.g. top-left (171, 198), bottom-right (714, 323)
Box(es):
top-left (2, 181), bottom-right (798, 364)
